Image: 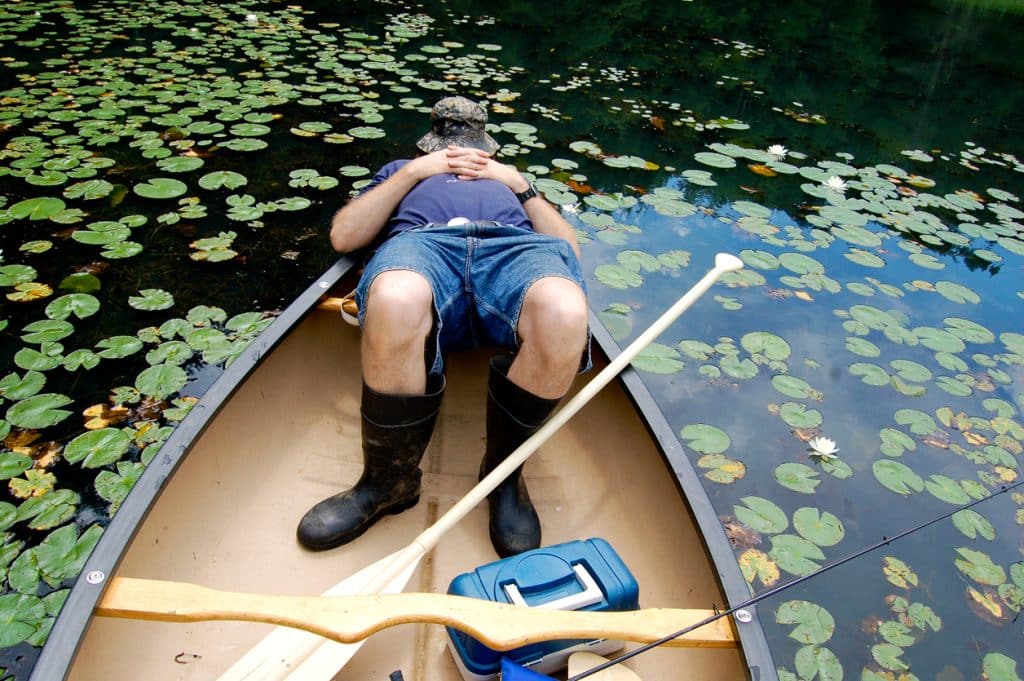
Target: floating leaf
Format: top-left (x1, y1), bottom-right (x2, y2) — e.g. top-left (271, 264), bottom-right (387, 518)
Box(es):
top-left (957, 546), bottom-right (1010, 592)
top-left (775, 600), bottom-right (835, 645)
top-left (982, 653), bottom-right (1021, 681)
top-left (135, 364), bottom-right (188, 400)
top-left (774, 462), bottom-right (821, 493)
top-left (953, 509), bottom-right (996, 540)
top-left (734, 496), bottom-right (789, 534)
top-left (779, 403), bottom-right (823, 429)
top-left (199, 170), bottom-right (248, 190)
top-left (697, 453), bottom-right (746, 483)
top-left (926, 475), bottom-right (972, 505)
top-left (738, 548), bottom-right (780, 588)
top-left (871, 643), bottom-right (909, 671)
top-left (34, 523), bottom-right (103, 588)
top-left (46, 294), bottom-right (100, 321)
top-left (632, 343), bottom-right (685, 374)
top-left (95, 335), bottom-right (143, 359)
top-left (595, 264), bottom-right (643, 290)
top-left (94, 461), bottom-right (144, 514)
top-left (742, 332), bottom-right (791, 361)
top-left (133, 177), bottom-right (188, 199)
top-left (883, 556), bottom-right (919, 589)
top-left (679, 423), bottom-right (731, 454)
top-left (5, 394), bottom-right (73, 429)
top-left (873, 459), bottom-right (924, 495)
top-left (129, 289), bottom-right (175, 311)
top-left (792, 507), bottom-right (844, 546)
top-left (9, 197), bottom-right (66, 220)
top-left (771, 375), bottom-right (820, 400)
top-left (879, 428), bottom-right (916, 457)
top-left (64, 428), bottom-right (131, 468)
top-left (0, 593), bottom-right (46, 648)
top-left (770, 534), bottom-right (825, 575)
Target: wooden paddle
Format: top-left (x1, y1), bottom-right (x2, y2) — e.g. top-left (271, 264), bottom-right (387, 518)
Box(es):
top-left (97, 577), bottom-right (737, 648)
top-left (219, 253), bottom-right (744, 681)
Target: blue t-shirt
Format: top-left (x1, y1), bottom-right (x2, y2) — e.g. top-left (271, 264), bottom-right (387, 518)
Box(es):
top-left (364, 159), bottom-right (534, 241)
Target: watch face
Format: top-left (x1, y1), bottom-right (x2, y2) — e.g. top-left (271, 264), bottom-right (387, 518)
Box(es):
top-left (517, 184), bottom-right (538, 203)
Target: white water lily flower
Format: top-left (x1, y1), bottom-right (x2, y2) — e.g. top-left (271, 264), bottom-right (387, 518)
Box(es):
top-left (808, 436), bottom-right (840, 460)
top-left (767, 144), bottom-right (788, 158)
top-left (245, 13), bottom-right (259, 23)
top-left (824, 176), bottom-right (848, 193)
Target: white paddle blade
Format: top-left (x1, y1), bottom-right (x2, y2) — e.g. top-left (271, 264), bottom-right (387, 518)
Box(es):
top-left (281, 556), bottom-right (420, 680)
top-left (568, 652), bottom-right (644, 680)
top-left (216, 550), bottom-right (416, 681)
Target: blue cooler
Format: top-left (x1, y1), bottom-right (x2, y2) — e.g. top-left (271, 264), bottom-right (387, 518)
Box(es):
top-left (446, 538), bottom-right (639, 681)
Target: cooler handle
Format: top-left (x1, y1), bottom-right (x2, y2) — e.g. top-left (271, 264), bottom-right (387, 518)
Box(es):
top-left (503, 563), bottom-right (604, 611)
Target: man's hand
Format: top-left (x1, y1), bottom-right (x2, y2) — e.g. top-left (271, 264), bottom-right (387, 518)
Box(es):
top-left (446, 147), bottom-right (530, 192)
top-left (406, 146), bottom-right (492, 182)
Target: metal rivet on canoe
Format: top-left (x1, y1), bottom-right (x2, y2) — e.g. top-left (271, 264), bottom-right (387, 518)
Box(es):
top-left (734, 609), bottom-right (753, 623)
top-left (85, 571), bottom-right (106, 585)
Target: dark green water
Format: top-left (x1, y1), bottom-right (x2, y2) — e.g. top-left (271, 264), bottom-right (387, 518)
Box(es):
top-left (1, 0), bottom-right (1022, 679)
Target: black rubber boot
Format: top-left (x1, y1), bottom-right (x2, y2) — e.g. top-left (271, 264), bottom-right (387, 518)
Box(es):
top-left (480, 356), bottom-right (561, 557)
top-left (297, 376), bottom-right (445, 551)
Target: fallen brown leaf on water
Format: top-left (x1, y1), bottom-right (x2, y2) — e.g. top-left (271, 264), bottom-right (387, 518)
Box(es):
top-left (84, 403), bottom-right (130, 429)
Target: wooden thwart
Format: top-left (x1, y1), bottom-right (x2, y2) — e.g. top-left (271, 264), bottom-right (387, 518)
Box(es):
top-left (97, 577), bottom-right (737, 650)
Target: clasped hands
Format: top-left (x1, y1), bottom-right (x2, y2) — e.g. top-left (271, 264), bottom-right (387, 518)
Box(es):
top-left (409, 146), bottom-right (529, 193)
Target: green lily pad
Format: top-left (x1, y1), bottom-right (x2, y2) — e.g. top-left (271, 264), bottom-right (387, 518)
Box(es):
top-left (779, 402), bottom-right (823, 428)
top-left (133, 177), bottom-right (188, 199)
top-left (771, 375), bottom-right (820, 400)
top-left (156, 156), bottom-right (205, 173)
top-left (775, 600), bottom-right (835, 644)
top-left (846, 337), bottom-right (881, 357)
top-left (770, 533), bottom-right (825, 575)
top-left (5, 393), bottom-right (73, 429)
top-left (955, 547), bottom-right (1006, 585)
top-left (0, 371), bottom-right (46, 402)
top-left (982, 653), bottom-right (1021, 681)
top-left (871, 643), bottom-right (909, 672)
top-left (0, 593), bottom-right (46, 648)
top-left (632, 343), bottom-right (685, 374)
top-left (46, 294), bottom-right (100, 321)
top-left (925, 475), bottom-right (972, 505)
top-left (879, 428), bottom-right (916, 457)
top-left (21, 320), bottom-right (75, 344)
top-left (734, 496), bottom-right (788, 534)
top-left (741, 332), bottom-right (791, 361)
top-left (129, 289), bottom-right (175, 311)
top-left (952, 509), bottom-right (996, 540)
top-left (135, 363), bottom-right (188, 400)
top-left (873, 459), bottom-right (924, 495)
top-left (594, 264), bottom-right (642, 289)
top-left (792, 507), bottom-right (844, 547)
top-left (9, 197), bottom-right (66, 220)
top-left (935, 280), bottom-right (980, 304)
top-left (774, 462), bottom-right (821, 493)
top-left (96, 335), bottom-right (143, 359)
top-left (696, 453), bottom-right (746, 484)
top-left (894, 408), bottom-right (938, 435)
top-left (95, 461), bottom-right (145, 514)
top-left (694, 151), bottom-right (736, 168)
top-left (199, 170), bottom-right (248, 190)
top-left (679, 423), bottom-right (731, 454)
top-left (64, 428), bottom-right (131, 468)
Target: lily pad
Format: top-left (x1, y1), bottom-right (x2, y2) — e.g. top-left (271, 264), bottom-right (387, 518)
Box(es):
top-left (64, 428), bottom-right (131, 468)
top-left (774, 462), bottom-right (821, 493)
top-left (679, 423), bottom-right (731, 454)
top-left (5, 393), bottom-right (73, 429)
top-left (873, 459), bottom-right (924, 495)
top-left (133, 177), bottom-right (188, 199)
top-left (632, 343), bottom-right (685, 374)
top-left (135, 364), bottom-right (188, 400)
top-left (792, 507), bottom-right (845, 547)
top-left (775, 600), bottom-right (835, 644)
top-left (734, 496), bottom-right (789, 534)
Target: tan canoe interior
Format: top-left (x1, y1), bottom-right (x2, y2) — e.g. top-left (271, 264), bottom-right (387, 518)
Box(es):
top-left (68, 307), bottom-right (748, 681)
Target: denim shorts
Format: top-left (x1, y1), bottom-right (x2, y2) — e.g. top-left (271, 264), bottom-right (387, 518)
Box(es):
top-left (356, 222), bottom-right (591, 377)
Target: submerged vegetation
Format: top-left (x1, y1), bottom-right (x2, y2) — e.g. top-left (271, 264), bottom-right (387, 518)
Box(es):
top-left (0, 0), bottom-right (1022, 679)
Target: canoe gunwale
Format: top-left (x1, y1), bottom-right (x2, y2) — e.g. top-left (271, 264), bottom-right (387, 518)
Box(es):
top-left (30, 255), bottom-right (774, 681)
top-left (29, 256), bottom-right (360, 681)
top-left (586, 320), bottom-right (774, 679)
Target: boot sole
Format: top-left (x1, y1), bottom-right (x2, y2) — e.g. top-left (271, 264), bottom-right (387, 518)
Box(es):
top-left (299, 493), bottom-right (420, 551)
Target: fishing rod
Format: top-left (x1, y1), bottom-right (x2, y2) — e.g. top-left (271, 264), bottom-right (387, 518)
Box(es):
top-left (569, 478), bottom-right (1024, 680)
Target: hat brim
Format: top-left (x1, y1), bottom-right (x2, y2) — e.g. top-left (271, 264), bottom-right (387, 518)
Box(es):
top-left (416, 131), bottom-right (499, 155)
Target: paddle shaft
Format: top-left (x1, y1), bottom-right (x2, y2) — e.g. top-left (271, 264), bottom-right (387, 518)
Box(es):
top-left (222, 253), bottom-right (743, 681)
top-left (99, 577), bottom-right (737, 649)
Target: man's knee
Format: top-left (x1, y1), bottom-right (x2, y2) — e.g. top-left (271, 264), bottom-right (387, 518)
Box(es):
top-left (364, 270), bottom-right (434, 340)
top-left (519, 277), bottom-right (588, 350)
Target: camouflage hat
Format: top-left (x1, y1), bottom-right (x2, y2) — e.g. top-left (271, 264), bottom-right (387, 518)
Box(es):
top-left (416, 96), bottom-right (499, 154)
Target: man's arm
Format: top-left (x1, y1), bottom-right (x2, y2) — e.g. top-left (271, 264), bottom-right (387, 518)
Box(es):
top-left (330, 148), bottom-right (488, 253)
top-left (457, 154), bottom-right (581, 258)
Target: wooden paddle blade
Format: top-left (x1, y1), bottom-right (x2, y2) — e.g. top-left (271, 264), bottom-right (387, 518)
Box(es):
top-left (98, 577), bottom-right (737, 655)
top-left (568, 653), bottom-right (644, 680)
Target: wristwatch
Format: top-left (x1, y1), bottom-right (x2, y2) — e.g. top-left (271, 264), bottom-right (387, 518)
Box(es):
top-left (515, 183), bottom-right (539, 204)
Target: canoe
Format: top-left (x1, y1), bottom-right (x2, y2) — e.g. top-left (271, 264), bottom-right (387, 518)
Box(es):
top-left (31, 256), bottom-right (763, 681)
